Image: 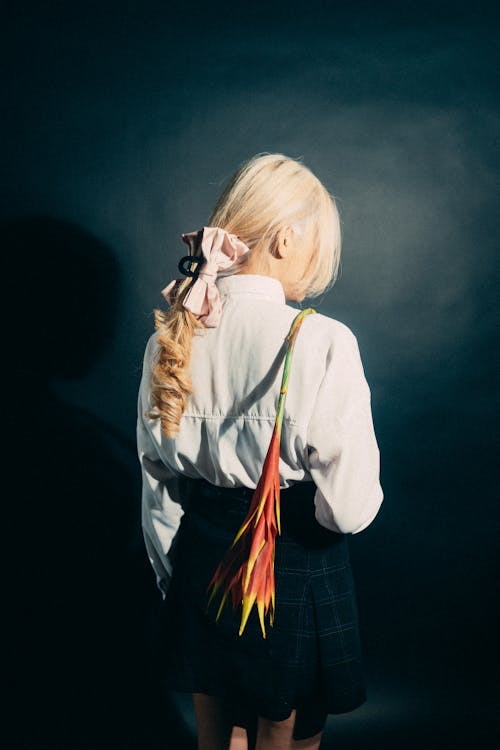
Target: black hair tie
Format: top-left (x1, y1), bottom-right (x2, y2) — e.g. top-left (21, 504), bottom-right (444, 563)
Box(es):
top-left (178, 254), bottom-right (206, 280)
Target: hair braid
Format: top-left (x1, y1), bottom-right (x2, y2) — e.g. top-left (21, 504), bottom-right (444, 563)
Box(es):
top-left (144, 278), bottom-right (205, 438)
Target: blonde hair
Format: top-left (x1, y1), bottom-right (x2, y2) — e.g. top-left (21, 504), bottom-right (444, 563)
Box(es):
top-left (145, 152), bottom-right (342, 438)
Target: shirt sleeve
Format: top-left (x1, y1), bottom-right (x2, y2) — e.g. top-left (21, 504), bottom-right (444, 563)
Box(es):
top-left (306, 327), bottom-right (384, 535)
top-left (136, 334), bottom-right (185, 598)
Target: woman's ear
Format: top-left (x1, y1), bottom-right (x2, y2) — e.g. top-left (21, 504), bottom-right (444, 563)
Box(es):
top-left (274, 226), bottom-right (295, 259)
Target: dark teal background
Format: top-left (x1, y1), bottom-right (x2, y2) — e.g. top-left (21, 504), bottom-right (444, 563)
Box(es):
top-left (3, 2), bottom-right (499, 747)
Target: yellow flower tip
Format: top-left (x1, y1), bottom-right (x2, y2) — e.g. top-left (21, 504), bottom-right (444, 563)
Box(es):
top-left (232, 514), bottom-right (254, 546)
top-left (239, 591), bottom-right (257, 635)
top-left (254, 494), bottom-right (268, 524)
top-left (257, 598), bottom-right (267, 639)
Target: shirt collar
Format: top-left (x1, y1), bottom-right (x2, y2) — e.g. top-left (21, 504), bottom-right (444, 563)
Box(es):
top-left (216, 273), bottom-right (286, 304)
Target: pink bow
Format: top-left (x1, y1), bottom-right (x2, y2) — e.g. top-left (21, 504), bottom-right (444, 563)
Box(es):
top-left (161, 226), bottom-right (250, 327)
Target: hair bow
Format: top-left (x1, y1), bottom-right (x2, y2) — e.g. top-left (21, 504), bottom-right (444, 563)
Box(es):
top-left (161, 226), bottom-right (250, 327)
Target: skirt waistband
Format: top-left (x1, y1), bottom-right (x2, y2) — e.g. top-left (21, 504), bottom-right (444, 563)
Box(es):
top-left (186, 475), bottom-right (316, 507)
top-left (182, 476), bottom-right (345, 548)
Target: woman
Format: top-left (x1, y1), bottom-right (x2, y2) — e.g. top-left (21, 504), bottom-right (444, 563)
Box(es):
top-left (136, 152), bottom-right (384, 749)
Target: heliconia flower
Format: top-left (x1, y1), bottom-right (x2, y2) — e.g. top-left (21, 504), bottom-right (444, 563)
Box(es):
top-left (205, 307), bottom-right (316, 638)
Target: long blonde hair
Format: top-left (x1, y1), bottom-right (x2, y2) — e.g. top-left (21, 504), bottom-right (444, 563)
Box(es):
top-left (145, 152), bottom-right (342, 438)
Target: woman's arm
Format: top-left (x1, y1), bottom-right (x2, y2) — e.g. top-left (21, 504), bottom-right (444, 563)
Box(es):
top-left (306, 327), bottom-right (384, 534)
top-left (136, 335), bottom-right (185, 598)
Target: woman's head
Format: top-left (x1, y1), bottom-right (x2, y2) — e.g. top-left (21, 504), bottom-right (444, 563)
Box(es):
top-left (146, 152), bottom-right (342, 438)
top-left (208, 152), bottom-right (342, 301)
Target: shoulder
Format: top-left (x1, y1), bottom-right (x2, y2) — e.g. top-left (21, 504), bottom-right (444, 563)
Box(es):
top-left (281, 306), bottom-right (362, 389)
top-left (305, 310), bottom-right (356, 340)
top-left (287, 305), bottom-right (359, 353)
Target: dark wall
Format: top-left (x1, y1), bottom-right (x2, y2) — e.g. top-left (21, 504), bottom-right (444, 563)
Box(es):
top-left (3, 2), bottom-right (499, 748)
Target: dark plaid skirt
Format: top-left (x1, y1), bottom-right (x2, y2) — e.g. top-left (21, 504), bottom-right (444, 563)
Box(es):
top-left (155, 477), bottom-right (367, 742)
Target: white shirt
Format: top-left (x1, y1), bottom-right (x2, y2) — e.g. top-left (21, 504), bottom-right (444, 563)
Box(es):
top-left (136, 273), bottom-right (384, 595)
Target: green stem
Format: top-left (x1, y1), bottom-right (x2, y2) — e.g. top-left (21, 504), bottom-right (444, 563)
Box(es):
top-left (275, 308), bottom-right (316, 438)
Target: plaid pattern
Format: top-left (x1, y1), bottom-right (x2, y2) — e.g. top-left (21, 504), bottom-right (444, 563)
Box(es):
top-left (156, 477), bottom-right (367, 742)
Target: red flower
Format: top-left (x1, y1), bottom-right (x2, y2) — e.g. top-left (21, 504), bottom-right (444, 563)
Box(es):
top-left (205, 307), bottom-right (316, 638)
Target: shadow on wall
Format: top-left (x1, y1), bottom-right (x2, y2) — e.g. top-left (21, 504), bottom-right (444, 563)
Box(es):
top-left (5, 217), bottom-right (496, 750)
top-left (2, 216), bottom-right (194, 749)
